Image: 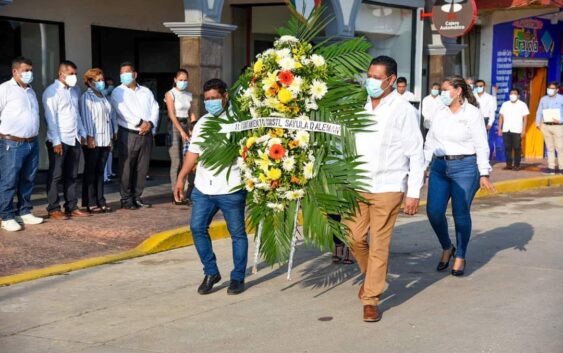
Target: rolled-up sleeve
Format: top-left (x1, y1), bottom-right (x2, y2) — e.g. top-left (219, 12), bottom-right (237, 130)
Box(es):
top-left (401, 108), bottom-right (426, 199)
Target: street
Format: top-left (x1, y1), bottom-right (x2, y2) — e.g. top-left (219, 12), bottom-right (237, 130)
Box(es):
top-left (1, 187), bottom-right (562, 353)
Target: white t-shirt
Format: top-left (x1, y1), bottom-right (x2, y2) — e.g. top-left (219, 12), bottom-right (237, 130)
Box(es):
top-left (189, 112), bottom-right (241, 195)
top-left (499, 100), bottom-right (530, 133)
top-left (399, 90), bottom-right (416, 102)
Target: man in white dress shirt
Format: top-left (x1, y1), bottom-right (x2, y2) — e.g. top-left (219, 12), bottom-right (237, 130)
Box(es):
top-left (111, 62), bottom-right (159, 209)
top-left (474, 80), bottom-right (497, 129)
top-left (0, 57), bottom-right (44, 231)
top-left (344, 56), bottom-right (425, 322)
top-left (43, 60), bottom-right (89, 220)
top-left (498, 88), bottom-right (529, 171)
top-left (421, 82), bottom-right (442, 131)
top-left (396, 76), bottom-right (416, 102)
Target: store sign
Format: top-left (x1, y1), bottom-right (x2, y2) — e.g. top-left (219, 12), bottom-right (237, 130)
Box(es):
top-left (432, 0), bottom-right (478, 38)
top-left (513, 19), bottom-right (554, 58)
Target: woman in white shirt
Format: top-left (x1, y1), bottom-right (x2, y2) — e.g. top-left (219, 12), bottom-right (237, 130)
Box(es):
top-left (424, 76), bottom-right (496, 276)
top-left (165, 69), bottom-right (197, 205)
top-left (80, 68), bottom-right (117, 213)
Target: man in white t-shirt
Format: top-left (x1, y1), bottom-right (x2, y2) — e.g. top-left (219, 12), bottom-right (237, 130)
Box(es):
top-left (421, 82), bottom-right (442, 131)
top-left (498, 88), bottom-right (529, 171)
top-left (396, 76), bottom-right (416, 102)
top-left (174, 78), bottom-right (247, 296)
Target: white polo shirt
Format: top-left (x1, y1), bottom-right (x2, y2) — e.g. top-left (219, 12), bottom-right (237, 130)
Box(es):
top-left (189, 112), bottom-right (241, 195)
top-left (499, 100), bottom-right (530, 134)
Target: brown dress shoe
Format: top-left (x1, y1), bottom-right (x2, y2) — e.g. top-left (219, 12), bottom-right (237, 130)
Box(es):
top-left (48, 210), bottom-right (69, 220)
top-left (68, 209), bottom-right (91, 217)
top-left (363, 305), bottom-right (382, 322)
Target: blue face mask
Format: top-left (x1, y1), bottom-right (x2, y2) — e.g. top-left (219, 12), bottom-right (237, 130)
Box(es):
top-left (95, 81), bottom-right (106, 92)
top-left (204, 99), bottom-right (224, 116)
top-left (431, 89), bottom-right (440, 97)
top-left (365, 77), bottom-right (389, 98)
top-left (476, 86), bottom-right (484, 94)
top-left (176, 81), bottom-right (188, 90)
top-left (440, 90), bottom-right (454, 106)
top-left (20, 71), bottom-right (33, 84)
top-left (120, 72), bottom-right (134, 85)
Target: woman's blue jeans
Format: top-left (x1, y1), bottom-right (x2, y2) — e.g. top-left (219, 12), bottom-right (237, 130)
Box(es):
top-left (426, 156), bottom-right (480, 259)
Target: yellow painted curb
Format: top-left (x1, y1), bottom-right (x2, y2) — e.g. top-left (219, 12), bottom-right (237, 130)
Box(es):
top-left (2, 174), bottom-right (563, 286)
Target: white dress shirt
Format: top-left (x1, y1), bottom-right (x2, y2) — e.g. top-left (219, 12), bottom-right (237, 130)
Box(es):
top-left (475, 92), bottom-right (497, 126)
top-left (399, 90), bottom-right (416, 102)
top-left (189, 112), bottom-right (241, 195)
top-left (0, 78), bottom-right (40, 138)
top-left (499, 100), bottom-right (529, 134)
top-left (79, 89), bottom-right (118, 147)
top-left (424, 101), bottom-right (491, 176)
top-left (111, 84), bottom-right (159, 133)
top-left (421, 94), bottom-right (442, 129)
top-left (42, 80), bottom-right (86, 146)
top-left (356, 90), bottom-right (425, 198)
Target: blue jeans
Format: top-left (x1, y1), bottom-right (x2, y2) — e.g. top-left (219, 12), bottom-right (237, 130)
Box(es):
top-left (426, 156), bottom-right (480, 259)
top-left (190, 188), bottom-right (248, 281)
top-left (0, 138), bottom-right (39, 220)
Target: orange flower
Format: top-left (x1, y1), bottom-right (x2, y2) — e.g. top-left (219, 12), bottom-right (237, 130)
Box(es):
top-left (242, 146), bottom-right (248, 160)
top-left (288, 140), bottom-right (300, 149)
top-left (270, 180), bottom-right (280, 189)
top-left (269, 144), bottom-right (285, 160)
top-left (291, 176), bottom-right (301, 185)
top-left (267, 82), bottom-right (281, 97)
top-left (278, 70), bottom-right (294, 86)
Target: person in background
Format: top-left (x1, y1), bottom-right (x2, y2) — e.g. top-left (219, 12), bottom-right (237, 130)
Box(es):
top-left (474, 79), bottom-right (497, 130)
top-left (421, 82), bottom-right (442, 131)
top-left (43, 60), bottom-right (90, 220)
top-left (465, 77), bottom-right (475, 91)
top-left (424, 76), bottom-right (496, 278)
top-left (175, 78), bottom-right (248, 296)
top-left (103, 77), bottom-right (117, 184)
top-left (0, 56), bottom-right (43, 232)
top-left (80, 68), bottom-right (117, 213)
top-left (536, 81), bottom-right (563, 175)
top-left (165, 69), bottom-right (197, 205)
top-left (498, 88), bottom-right (529, 171)
top-left (111, 62), bottom-right (159, 210)
top-left (396, 76), bottom-right (415, 102)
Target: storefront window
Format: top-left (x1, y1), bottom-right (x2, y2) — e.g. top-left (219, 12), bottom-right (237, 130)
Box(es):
top-left (355, 2), bottom-right (415, 86)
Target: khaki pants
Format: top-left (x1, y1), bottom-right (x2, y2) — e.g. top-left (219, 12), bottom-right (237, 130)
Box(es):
top-left (343, 192), bottom-right (404, 306)
top-left (541, 124), bottom-right (563, 169)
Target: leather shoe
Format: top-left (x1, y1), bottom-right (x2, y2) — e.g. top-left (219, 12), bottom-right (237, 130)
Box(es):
top-left (48, 210), bottom-right (69, 220)
top-left (227, 279), bottom-right (245, 295)
top-left (134, 199), bottom-right (152, 208)
top-left (121, 201), bottom-right (139, 210)
top-left (197, 274), bottom-right (221, 295)
top-left (363, 305), bottom-right (382, 322)
top-left (67, 209), bottom-right (91, 217)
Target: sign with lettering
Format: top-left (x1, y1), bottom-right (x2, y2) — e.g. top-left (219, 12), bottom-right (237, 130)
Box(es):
top-left (512, 19), bottom-right (554, 58)
top-left (432, 0), bottom-right (478, 38)
top-left (220, 118), bottom-right (342, 136)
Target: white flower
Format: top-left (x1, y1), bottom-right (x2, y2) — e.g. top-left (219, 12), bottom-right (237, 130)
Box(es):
top-left (310, 79), bottom-right (328, 100)
top-left (257, 182), bottom-right (272, 191)
top-left (282, 156), bottom-right (296, 172)
top-left (303, 161), bottom-right (315, 179)
top-left (257, 134), bottom-right (271, 144)
top-left (244, 169), bottom-right (253, 180)
top-left (237, 157), bottom-right (248, 171)
top-left (268, 137), bottom-right (282, 147)
top-left (288, 76), bottom-right (303, 95)
top-left (243, 87), bottom-right (253, 98)
top-left (285, 189), bottom-right (305, 200)
top-left (277, 35), bottom-right (299, 44)
top-left (278, 56), bottom-right (296, 71)
top-left (250, 107), bottom-right (259, 119)
top-left (276, 48), bottom-right (291, 59)
top-left (263, 49), bottom-right (275, 57)
top-left (264, 97), bottom-right (279, 109)
top-left (267, 202), bottom-right (285, 212)
top-left (310, 54), bottom-right (326, 67)
top-left (301, 57), bottom-right (311, 66)
top-left (295, 130), bottom-right (310, 147)
top-left (305, 98), bottom-right (318, 111)
top-left (297, 114), bottom-right (309, 121)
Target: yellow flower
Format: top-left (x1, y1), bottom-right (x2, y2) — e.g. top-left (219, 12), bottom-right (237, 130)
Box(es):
top-left (294, 61), bottom-right (303, 69)
top-left (275, 103), bottom-right (289, 112)
top-left (246, 179), bottom-right (255, 191)
top-left (246, 136), bottom-right (257, 148)
top-left (267, 168), bottom-right (282, 181)
top-left (278, 88), bottom-right (293, 104)
top-left (253, 59), bottom-right (264, 74)
top-left (259, 173), bottom-right (268, 183)
top-left (270, 128), bottom-right (284, 137)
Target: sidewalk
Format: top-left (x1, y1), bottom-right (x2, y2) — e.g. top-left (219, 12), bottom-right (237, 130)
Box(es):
top-left (0, 159), bottom-right (556, 277)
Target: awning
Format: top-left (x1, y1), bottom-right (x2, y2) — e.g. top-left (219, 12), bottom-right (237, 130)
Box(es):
top-left (477, 0), bottom-right (563, 11)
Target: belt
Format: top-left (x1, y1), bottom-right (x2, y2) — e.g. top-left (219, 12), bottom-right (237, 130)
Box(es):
top-left (544, 122), bottom-right (560, 126)
top-left (177, 117), bottom-right (189, 122)
top-left (0, 133), bottom-right (37, 142)
top-left (434, 154), bottom-right (476, 161)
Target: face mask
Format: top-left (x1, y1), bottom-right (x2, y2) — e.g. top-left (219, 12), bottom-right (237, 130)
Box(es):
top-left (94, 81), bottom-right (106, 92)
top-left (365, 77), bottom-right (388, 98)
top-left (510, 94), bottom-right (518, 102)
top-left (547, 88), bottom-right (556, 97)
top-left (204, 99), bottom-right (224, 116)
top-left (120, 72), bottom-right (134, 85)
top-left (476, 86), bottom-right (484, 94)
top-left (440, 90), bottom-right (454, 106)
top-left (176, 81), bottom-right (188, 90)
top-left (431, 89), bottom-right (440, 97)
top-left (20, 71), bottom-right (33, 84)
top-left (65, 74), bottom-right (77, 87)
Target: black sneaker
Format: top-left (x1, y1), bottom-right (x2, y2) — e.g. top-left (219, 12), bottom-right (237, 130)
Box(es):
top-left (197, 274), bottom-right (221, 295)
top-left (542, 168), bottom-right (556, 175)
top-left (227, 279), bottom-right (245, 295)
top-left (120, 201), bottom-right (139, 210)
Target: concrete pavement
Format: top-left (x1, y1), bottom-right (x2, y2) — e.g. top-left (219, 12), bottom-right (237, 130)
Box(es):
top-left (1, 187), bottom-right (562, 353)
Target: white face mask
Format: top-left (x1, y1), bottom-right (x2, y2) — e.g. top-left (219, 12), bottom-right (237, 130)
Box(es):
top-left (509, 94), bottom-right (518, 102)
top-left (547, 88), bottom-right (556, 97)
top-left (65, 74), bottom-right (78, 87)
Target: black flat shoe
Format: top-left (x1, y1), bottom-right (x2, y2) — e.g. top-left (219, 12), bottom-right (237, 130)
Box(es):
top-left (227, 279), bottom-right (245, 295)
top-left (451, 259), bottom-right (466, 277)
top-left (134, 199), bottom-right (152, 208)
top-left (120, 201), bottom-right (139, 210)
top-left (197, 274), bottom-right (221, 295)
top-left (436, 246), bottom-right (455, 272)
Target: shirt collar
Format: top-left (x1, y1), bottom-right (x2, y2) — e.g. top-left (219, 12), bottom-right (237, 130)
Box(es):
top-left (55, 79), bottom-right (69, 89)
top-left (9, 77), bottom-right (31, 90)
top-left (122, 83), bottom-right (141, 92)
top-left (364, 89), bottom-right (399, 111)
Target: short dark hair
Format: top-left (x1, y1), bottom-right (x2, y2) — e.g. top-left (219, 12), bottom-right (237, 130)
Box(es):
top-left (59, 60), bottom-right (77, 70)
top-left (475, 79), bottom-right (486, 85)
top-left (548, 81), bottom-right (560, 88)
top-left (120, 61), bottom-right (135, 71)
top-left (12, 56), bottom-right (32, 69)
top-left (431, 82), bottom-right (440, 88)
top-left (369, 56), bottom-right (397, 78)
top-left (510, 88), bottom-right (520, 95)
top-left (396, 77), bottom-right (407, 84)
top-left (203, 78), bottom-right (228, 95)
top-left (175, 68), bottom-right (189, 78)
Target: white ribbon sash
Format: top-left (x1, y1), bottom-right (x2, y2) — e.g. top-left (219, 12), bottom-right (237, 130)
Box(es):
top-left (219, 117), bottom-right (342, 136)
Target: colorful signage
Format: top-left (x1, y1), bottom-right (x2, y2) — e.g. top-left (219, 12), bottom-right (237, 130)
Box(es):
top-left (432, 0), bottom-right (478, 38)
top-left (513, 19), bottom-right (554, 58)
